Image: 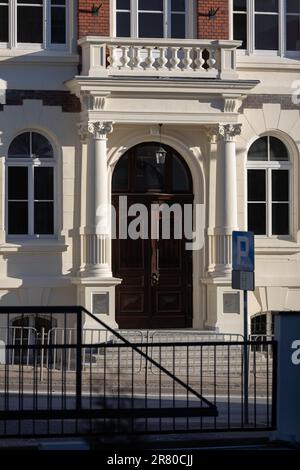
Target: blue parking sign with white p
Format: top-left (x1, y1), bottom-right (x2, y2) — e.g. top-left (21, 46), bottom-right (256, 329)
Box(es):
top-left (232, 231), bottom-right (254, 272)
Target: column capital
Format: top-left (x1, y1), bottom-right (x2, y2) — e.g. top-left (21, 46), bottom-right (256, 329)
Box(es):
top-left (88, 121), bottom-right (114, 140)
top-left (77, 123), bottom-right (89, 142)
top-left (218, 123), bottom-right (242, 142)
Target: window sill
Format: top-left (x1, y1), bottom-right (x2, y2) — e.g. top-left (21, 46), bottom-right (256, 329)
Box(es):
top-left (237, 53), bottom-right (300, 70)
top-left (255, 237), bottom-right (300, 254)
top-left (0, 47), bottom-right (79, 64)
top-left (0, 240), bottom-right (68, 253)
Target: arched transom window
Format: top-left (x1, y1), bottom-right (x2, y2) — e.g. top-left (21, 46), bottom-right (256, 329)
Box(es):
top-left (7, 131), bottom-right (55, 237)
top-left (247, 135), bottom-right (291, 236)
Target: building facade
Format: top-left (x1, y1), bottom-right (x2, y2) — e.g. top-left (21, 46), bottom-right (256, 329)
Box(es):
top-left (0, 0), bottom-right (300, 336)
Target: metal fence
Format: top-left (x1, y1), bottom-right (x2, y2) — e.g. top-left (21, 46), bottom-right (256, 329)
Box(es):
top-left (0, 307), bottom-right (277, 438)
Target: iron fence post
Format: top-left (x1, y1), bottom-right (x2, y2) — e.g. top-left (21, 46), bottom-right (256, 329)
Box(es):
top-left (76, 308), bottom-right (82, 411)
top-left (272, 340), bottom-right (278, 430)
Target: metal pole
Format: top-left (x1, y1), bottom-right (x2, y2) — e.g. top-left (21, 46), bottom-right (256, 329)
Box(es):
top-left (76, 309), bottom-right (82, 411)
top-left (243, 289), bottom-right (249, 425)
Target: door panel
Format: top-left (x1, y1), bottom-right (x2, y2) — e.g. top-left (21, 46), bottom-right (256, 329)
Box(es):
top-left (113, 195), bottom-right (193, 329)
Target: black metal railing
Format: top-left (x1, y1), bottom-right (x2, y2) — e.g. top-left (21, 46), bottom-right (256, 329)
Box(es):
top-left (0, 307), bottom-right (277, 438)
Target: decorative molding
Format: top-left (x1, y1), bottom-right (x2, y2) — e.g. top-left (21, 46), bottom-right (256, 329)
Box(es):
top-left (81, 91), bottom-right (110, 111)
top-left (218, 124), bottom-right (242, 142)
top-left (77, 123), bottom-right (89, 142)
top-left (204, 126), bottom-right (218, 144)
top-left (88, 121), bottom-right (114, 140)
top-left (222, 94), bottom-right (245, 113)
top-left (204, 123), bottom-right (242, 143)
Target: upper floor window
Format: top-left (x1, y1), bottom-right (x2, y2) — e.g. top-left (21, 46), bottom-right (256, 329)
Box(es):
top-left (233, 0), bottom-right (300, 54)
top-left (116, 0), bottom-right (187, 38)
top-left (7, 132), bottom-right (55, 237)
top-left (247, 136), bottom-right (290, 237)
top-left (0, 0), bottom-right (67, 47)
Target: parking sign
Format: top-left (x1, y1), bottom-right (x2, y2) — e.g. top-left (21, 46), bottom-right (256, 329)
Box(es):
top-left (232, 231), bottom-right (254, 272)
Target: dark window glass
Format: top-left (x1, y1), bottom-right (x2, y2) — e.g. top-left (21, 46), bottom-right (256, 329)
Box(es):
top-left (8, 202), bottom-right (28, 234)
top-left (171, 14), bottom-right (185, 39)
top-left (8, 133), bottom-right (30, 158)
top-left (139, 13), bottom-right (163, 37)
top-left (272, 170), bottom-right (289, 201)
top-left (255, 15), bottom-right (278, 50)
top-left (117, 12), bottom-right (131, 37)
top-left (51, 0), bottom-right (65, 4)
top-left (233, 0), bottom-right (247, 11)
top-left (17, 6), bottom-right (43, 43)
top-left (34, 167), bottom-right (54, 200)
top-left (233, 14), bottom-right (247, 49)
top-left (117, 0), bottom-right (130, 8)
top-left (248, 136), bottom-right (268, 161)
top-left (172, 155), bottom-right (190, 192)
top-left (18, 0), bottom-right (42, 3)
top-left (51, 7), bottom-right (66, 44)
top-left (34, 202), bottom-right (54, 234)
top-left (270, 137), bottom-right (289, 161)
top-left (139, 0), bottom-right (163, 11)
top-left (112, 154), bottom-right (129, 191)
top-left (0, 5), bottom-right (8, 42)
top-left (286, 15), bottom-right (300, 51)
top-left (32, 133), bottom-right (53, 158)
top-left (255, 0), bottom-right (278, 12)
top-left (287, 0), bottom-right (300, 13)
top-left (248, 170), bottom-right (266, 201)
top-left (272, 204), bottom-right (289, 235)
top-left (171, 0), bottom-right (185, 12)
top-left (136, 154), bottom-right (165, 191)
top-left (248, 203), bottom-right (266, 235)
top-left (8, 167), bottom-right (28, 200)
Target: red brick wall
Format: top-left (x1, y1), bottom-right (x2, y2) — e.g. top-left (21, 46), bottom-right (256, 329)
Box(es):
top-left (78, 0), bottom-right (110, 38)
top-left (197, 0), bottom-right (229, 40)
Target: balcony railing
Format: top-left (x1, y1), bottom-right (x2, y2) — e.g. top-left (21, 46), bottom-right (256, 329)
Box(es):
top-left (79, 37), bottom-right (241, 80)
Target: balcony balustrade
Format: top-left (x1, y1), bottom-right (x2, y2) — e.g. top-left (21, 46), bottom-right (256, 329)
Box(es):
top-left (79, 37), bottom-right (241, 80)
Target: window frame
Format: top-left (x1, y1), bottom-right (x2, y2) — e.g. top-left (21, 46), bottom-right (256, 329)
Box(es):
top-left (0, 0), bottom-right (69, 51)
top-left (5, 131), bottom-right (57, 241)
top-left (246, 135), bottom-right (292, 239)
top-left (113, 0), bottom-right (195, 39)
top-left (231, 0), bottom-right (300, 57)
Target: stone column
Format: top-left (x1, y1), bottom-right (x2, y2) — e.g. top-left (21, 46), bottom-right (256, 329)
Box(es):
top-left (213, 123), bottom-right (241, 276)
top-left (81, 121), bottom-right (113, 278)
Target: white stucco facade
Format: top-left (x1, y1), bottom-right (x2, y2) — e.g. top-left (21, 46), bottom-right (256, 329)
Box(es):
top-left (1, 8), bottom-right (300, 336)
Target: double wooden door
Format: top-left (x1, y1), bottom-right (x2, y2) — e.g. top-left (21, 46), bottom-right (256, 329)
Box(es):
top-left (112, 195), bottom-right (193, 329)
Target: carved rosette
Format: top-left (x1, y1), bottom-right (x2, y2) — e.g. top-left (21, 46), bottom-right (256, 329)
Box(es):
top-left (88, 121), bottom-right (114, 140)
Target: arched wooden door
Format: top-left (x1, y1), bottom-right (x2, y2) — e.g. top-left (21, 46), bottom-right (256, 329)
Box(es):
top-left (112, 142), bottom-right (193, 329)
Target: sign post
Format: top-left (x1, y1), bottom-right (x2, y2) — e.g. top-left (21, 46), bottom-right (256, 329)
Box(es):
top-left (232, 231), bottom-right (255, 425)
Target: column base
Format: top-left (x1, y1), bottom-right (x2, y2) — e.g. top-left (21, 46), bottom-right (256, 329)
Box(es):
top-left (79, 264), bottom-right (112, 279)
top-left (72, 276), bottom-right (122, 331)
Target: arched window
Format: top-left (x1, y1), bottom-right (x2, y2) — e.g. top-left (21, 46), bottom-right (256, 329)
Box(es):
top-left (7, 131), bottom-right (55, 237)
top-left (112, 142), bottom-right (193, 194)
top-left (247, 135), bottom-right (290, 236)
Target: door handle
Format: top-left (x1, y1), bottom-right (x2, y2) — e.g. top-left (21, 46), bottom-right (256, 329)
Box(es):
top-left (151, 239), bottom-right (160, 287)
top-left (151, 272), bottom-right (160, 286)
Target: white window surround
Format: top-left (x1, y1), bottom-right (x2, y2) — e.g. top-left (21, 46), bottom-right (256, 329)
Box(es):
top-left (110, 0), bottom-right (196, 39)
top-left (246, 134), bottom-right (293, 241)
top-left (5, 131), bottom-right (58, 242)
top-left (230, 0), bottom-right (300, 58)
top-left (0, 0), bottom-right (74, 54)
